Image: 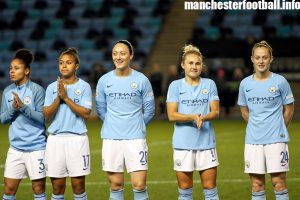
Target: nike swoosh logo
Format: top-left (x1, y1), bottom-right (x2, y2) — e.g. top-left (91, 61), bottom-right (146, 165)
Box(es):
top-left (179, 92), bottom-right (186, 95)
top-left (8, 99), bottom-right (13, 102)
top-left (53, 91), bottom-right (57, 94)
top-left (246, 89), bottom-right (252, 92)
top-left (107, 85), bottom-right (113, 88)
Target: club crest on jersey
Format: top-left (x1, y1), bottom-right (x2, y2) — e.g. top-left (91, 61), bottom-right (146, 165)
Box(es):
top-left (269, 86), bottom-right (276, 93)
top-left (131, 82), bottom-right (138, 89)
top-left (24, 96), bottom-right (31, 105)
top-left (202, 89), bottom-right (209, 94)
top-left (75, 89), bottom-right (81, 95)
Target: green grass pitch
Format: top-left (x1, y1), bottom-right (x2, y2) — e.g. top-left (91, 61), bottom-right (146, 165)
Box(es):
top-left (0, 119), bottom-right (299, 199)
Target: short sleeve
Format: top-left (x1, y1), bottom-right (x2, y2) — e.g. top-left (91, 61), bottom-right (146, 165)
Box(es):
top-left (95, 77), bottom-right (106, 104)
top-left (166, 81), bottom-right (179, 103)
top-left (280, 78), bottom-right (294, 105)
top-left (209, 80), bottom-right (219, 102)
top-left (44, 83), bottom-right (55, 107)
top-left (81, 83), bottom-right (93, 109)
top-left (237, 80), bottom-right (247, 106)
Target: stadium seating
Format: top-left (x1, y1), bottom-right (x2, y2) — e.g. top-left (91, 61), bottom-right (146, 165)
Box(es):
top-left (0, 0), bottom-right (173, 88)
top-left (190, 9), bottom-right (300, 81)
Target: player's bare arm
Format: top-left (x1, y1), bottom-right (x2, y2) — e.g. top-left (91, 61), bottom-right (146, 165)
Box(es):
top-left (201, 100), bottom-right (220, 121)
top-left (283, 103), bottom-right (294, 127)
top-left (167, 102), bottom-right (202, 129)
top-left (240, 106), bottom-right (249, 122)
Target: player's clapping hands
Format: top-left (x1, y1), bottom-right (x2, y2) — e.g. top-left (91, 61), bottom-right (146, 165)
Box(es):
top-left (57, 77), bottom-right (68, 101)
top-left (194, 114), bottom-right (203, 129)
top-left (12, 92), bottom-right (23, 111)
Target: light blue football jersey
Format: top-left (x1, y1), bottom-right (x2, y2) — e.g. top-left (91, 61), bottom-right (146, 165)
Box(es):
top-left (238, 73), bottom-right (294, 144)
top-left (166, 78), bottom-right (219, 150)
top-left (96, 69), bottom-right (155, 139)
top-left (44, 78), bottom-right (92, 135)
top-left (0, 80), bottom-right (46, 151)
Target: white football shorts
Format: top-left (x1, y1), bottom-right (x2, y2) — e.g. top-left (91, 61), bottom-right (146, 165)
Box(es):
top-left (244, 143), bottom-right (289, 174)
top-left (173, 148), bottom-right (219, 172)
top-left (4, 148), bottom-right (46, 180)
top-left (102, 139), bottom-right (148, 173)
top-left (45, 134), bottom-right (91, 177)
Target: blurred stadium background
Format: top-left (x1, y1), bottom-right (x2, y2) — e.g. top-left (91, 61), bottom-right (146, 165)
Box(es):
top-left (0, 0), bottom-right (299, 199)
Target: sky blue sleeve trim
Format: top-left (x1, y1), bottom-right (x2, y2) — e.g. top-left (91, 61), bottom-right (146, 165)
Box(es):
top-left (209, 98), bottom-right (220, 102)
top-left (283, 97), bottom-right (295, 105)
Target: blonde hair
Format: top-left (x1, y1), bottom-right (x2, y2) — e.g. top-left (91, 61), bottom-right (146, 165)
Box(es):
top-left (59, 47), bottom-right (80, 64)
top-left (252, 40), bottom-right (273, 57)
top-left (181, 44), bottom-right (203, 63)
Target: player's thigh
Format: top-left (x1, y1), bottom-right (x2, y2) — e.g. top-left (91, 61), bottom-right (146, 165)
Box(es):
top-left (130, 170), bottom-right (147, 190)
top-left (270, 172), bottom-right (287, 191)
top-left (244, 144), bottom-right (266, 174)
top-left (31, 178), bottom-right (46, 194)
top-left (199, 167), bottom-right (217, 189)
top-left (107, 172), bottom-right (124, 189)
top-left (50, 177), bottom-right (67, 194)
top-left (71, 176), bottom-right (86, 194)
top-left (3, 177), bottom-right (21, 195)
top-left (249, 173), bottom-right (266, 191)
top-left (102, 139), bottom-right (125, 172)
top-left (124, 139), bottom-right (148, 173)
top-left (265, 143), bottom-right (289, 173)
top-left (176, 171), bottom-right (194, 189)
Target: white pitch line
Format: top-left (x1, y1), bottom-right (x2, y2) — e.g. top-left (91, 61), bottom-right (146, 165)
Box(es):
top-left (148, 141), bottom-right (171, 146)
top-left (90, 149), bottom-right (101, 154)
top-left (7, 178), bottom-right (300, 187)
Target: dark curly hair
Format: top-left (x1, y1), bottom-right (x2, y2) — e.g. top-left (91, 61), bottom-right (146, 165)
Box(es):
top-left (14, 49), bottom-right (34, 68)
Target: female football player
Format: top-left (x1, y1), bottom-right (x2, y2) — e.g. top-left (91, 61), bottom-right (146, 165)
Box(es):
top-left (0, 49), bottom-right (47, 200)
top-left (238, 41), bottom-right (294, 200)
top-left (44, 48), bottom-right (92, 200)
top-left (166, 44), bottom-right (220, 200)
top-left (96, 40), bottom-right (155, 200)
